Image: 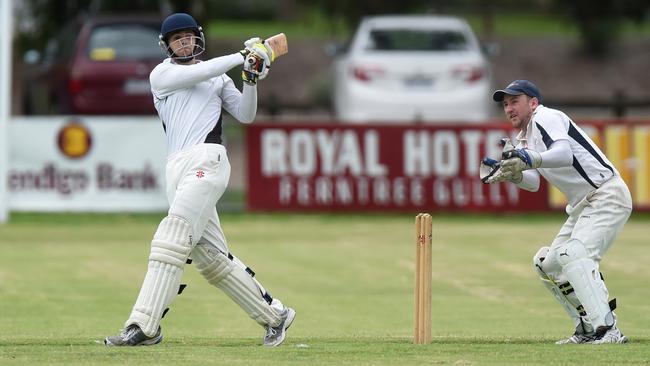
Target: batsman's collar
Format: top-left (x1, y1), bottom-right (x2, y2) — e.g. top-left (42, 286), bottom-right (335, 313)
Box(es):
top-left (492, 79), bottom-right (542, 103)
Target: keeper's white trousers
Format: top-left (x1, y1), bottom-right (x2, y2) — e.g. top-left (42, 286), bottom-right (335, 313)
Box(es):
top-left (165, 143), bottom-right (231, 254)
top-left (551, 175), bottom-right (632, 263)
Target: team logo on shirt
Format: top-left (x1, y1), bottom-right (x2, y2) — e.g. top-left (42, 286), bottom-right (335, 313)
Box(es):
top-left (196, 170), bottom-right (205, 178)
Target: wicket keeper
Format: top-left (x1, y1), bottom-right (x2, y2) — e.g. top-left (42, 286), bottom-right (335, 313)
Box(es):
top-left (481, 80), bottom-right (632, 344)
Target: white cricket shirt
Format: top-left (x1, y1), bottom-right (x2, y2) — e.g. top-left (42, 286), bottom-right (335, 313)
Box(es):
top-left (150, 53), bottom-right (256, 155)
top-left (517, 105), bottom-right (617, 206)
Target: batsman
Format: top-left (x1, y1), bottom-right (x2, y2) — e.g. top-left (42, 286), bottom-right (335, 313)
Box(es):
top-left (480, 80), bottom-right (632, 344)
top-left (104, 13), bottom-right (294, 346)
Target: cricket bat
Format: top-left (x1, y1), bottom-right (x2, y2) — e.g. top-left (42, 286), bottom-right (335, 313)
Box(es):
top-left (264, 33), bottom-right (288, 60)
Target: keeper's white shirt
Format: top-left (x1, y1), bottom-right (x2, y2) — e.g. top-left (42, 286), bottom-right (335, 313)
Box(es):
top-left (516, 105), bottom-right (618, 207)
top-left (150, 54), bottom-right (256, 155)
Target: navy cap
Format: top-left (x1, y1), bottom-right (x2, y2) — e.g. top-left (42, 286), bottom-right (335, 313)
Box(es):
top-left (492, 80), bottom-right (542, 103)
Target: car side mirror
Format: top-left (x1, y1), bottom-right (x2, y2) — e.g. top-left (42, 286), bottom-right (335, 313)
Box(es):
top-left (23, 49), bottom-right (41, 65)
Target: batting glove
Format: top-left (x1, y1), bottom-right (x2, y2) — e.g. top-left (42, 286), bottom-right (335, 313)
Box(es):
top-left (240, 42), bottom-right (272, 85)
top-left (500, 148), bottom-right (542, 174)
top-left (242, 54), bottom-right (263, 85)
top-left (244, 37), bottom-right (275, 62)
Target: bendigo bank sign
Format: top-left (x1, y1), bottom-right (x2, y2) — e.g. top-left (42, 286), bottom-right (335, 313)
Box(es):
top-left (247, 124), bottom-right (547, 212)
top-left (8, 117), bottom-right (167, 212)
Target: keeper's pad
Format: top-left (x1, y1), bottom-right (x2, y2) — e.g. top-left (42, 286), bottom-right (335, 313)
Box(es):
top-left (191, 244), bottom-right (283, 327)
top-left (555, 238), bottom-right (613, 329)
top-left (533, 247), bottom-right (593, 333)
top-left (126, 216), bottom-right (193, 337)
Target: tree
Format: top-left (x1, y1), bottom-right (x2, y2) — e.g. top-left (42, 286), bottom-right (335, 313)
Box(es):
top-left (301, 0), bottom-right (433, 29)
top-left (15, 0), bottom-right (199, 53)
top-left (555, 0), bottom-right (649, 57)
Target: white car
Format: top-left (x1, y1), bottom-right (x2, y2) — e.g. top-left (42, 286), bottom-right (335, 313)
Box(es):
top-left (333, 15), bottom-right (493, 123)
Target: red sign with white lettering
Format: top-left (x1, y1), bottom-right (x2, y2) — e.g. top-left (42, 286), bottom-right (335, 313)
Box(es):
top-left (246, 123), bottom-right (548, 212)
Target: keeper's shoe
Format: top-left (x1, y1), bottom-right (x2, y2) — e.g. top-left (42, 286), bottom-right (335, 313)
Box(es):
top-left (591, 325), bottom-right (628, 344)
top-left (555, 331), bottom-right (594, 345)
top-left (104, 324), bottom-right (163, 346)
top-left (263, 307), bottom-right (296, 347)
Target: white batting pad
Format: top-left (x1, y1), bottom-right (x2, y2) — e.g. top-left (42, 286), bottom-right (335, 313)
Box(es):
top-left (556, 239), bottom-right (612, 329)
top-left (126, 216), bottom-right (193, 336)
top-left (192, 244), bottom-right (283, 327)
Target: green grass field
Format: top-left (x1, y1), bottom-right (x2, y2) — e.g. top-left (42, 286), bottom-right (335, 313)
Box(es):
top-left (1, 213), bottom-right (649, 365)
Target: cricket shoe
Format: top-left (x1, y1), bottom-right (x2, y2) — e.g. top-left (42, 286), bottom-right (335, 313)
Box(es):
top-left (555, 331), bottom-right (594, 345)
top-left (263, 307), bottom-right (296, 347)
top-left (104, 324), bottom-right (163, 346)
top-left (591, 325), bottom-right (628, 344)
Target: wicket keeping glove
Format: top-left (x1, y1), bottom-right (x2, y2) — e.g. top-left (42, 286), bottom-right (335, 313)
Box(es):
top-left (479, 138), bottom-right (523, 184)
top-left (500, 148), bottom-right (542, 174)
top-left (479, 158), bottom-right (522, 184)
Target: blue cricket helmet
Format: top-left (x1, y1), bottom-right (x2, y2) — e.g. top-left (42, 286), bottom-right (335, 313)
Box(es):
top-left (160, 13), bottom-right (200, 41)
top-left (158, 13), bottom-right (205, 60)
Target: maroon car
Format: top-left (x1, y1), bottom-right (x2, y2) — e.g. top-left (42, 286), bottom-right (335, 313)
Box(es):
top-left (26, 15), bottom-right (163, 115)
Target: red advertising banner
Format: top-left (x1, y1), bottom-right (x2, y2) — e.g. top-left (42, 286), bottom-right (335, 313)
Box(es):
top-left (246, 123), bottom-right (548, 212)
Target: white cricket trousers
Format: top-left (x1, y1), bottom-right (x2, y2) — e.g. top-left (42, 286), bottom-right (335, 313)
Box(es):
top-left (165, 143), bottom-right (231, 253)
top-left (551, 175), bottom-right (632, 261)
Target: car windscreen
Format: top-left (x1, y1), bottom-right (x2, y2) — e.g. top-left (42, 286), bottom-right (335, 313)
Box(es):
top-left (86, 24), bottom-right (162, 61)
top-left (367, 29), bottom-right (469, 51)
